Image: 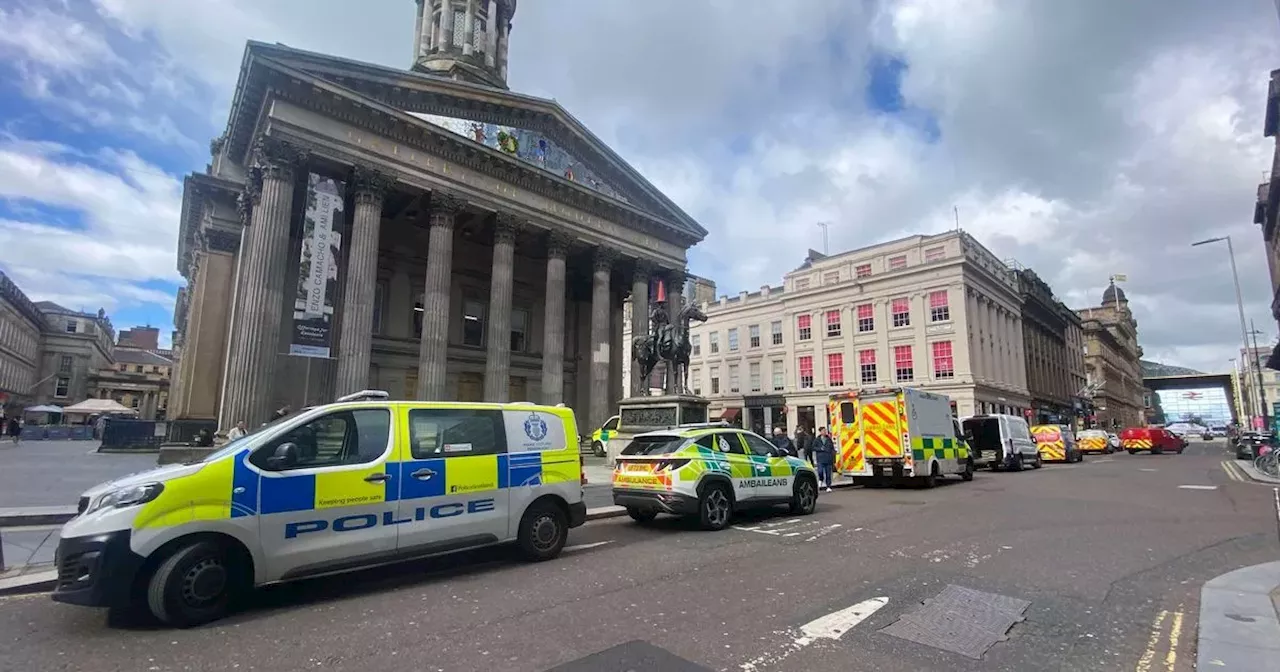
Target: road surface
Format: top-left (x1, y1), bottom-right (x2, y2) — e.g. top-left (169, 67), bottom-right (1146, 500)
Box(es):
top-left (1, 440), bottom-right (1276, 671)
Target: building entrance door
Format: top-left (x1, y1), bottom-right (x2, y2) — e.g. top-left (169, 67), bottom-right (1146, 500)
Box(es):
top-left (748, 407), bottom-right (765, 435)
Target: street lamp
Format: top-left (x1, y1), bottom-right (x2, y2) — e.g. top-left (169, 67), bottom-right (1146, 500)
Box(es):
top-left (1191, 235), bottom-right (1261, 426)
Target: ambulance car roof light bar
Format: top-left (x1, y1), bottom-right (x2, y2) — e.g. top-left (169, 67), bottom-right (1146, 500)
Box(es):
top-left (336, 390), bottom-right (391, 403)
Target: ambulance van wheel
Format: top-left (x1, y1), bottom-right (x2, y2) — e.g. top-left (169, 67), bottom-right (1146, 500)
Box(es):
top-left (517, 500), bottom-right (569, 561)
top-left (627, 507), bottom-right (658, 523)
top-left (146, 540), bottom-right (238, 628)
top-left (790, 475), bottom-right (818, 515)
top-left (698, 482), bottom-right (734, 531)
top-left (1127, 449), bottom-right (1137, 455)
top-left (960, 458), bottom-right (975, 481)
top-left (920, 462), bottom-right (939, 489)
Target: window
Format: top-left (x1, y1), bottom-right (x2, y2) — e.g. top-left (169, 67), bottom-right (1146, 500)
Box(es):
top-left (855, 263), bottom-right (872, 278)
top-left (859, 349), bottom-right (877, 384)
top-left (742, 432), bottom-right (777, 457)
top-left (826, 309), bottom-right (842, 338)
top-left (771, 320), bottom-right (783, 345)
top-left (64, 320), bottom-right (76, 333)
top-left (728, 328), bottom-right (739, 352)
top-left (749, 362), bottom-right (761, 392)
top-left (929, 290), bottom-right (951, 322)
top-left (691, 368), bottom-right (702, 395)
top-left (749, 324), bottom-right (760, 348)
top-left (772, 360), bottom-right (785, 391)
top-left (59, 355), bottom-right (72, 373)
top-left (823, 271), bottom-right (840, 285)
top-left (799, 355), bottom-right (814, 389)
top-left (710, 366), bottom-right (720, 394)
top-left (131, 397), bottom-right (140, 408)
top-left (888, 255), bottom-right (907, 270)
top-left (452, 8), bottom-right (467, 47)
top-left (729, 364), bottom-right (740, 393)
top-left (932, 341), bottom-right (955, 379)
top-left (797, 315), bottom-right (812, 341)
top-left (510, 309), bottom-right (528, 352)
top-left (795, 277), bottom-right (811, 290)
top-left (925, 246), bottom-right (945, 262)
top-left (709, 331), bottom-right (720, 354)
top-left (407, 408), bottom-right (504, 459)
top-left (252, 409), bottom-right (391, 471)
top-left (891, 297), bottom-right (910, 328)
top-left (414, 300), bottom-right (424, 338)
top-left (54, 377), bottom-right (69, 398)
top-left (135, 365), bottom-right (143, 373)
top-left (894, 345), bottom-right (914, 382)
top-left (691, 334), bottom-right (701, 356)
top-left (697, 432), bottom-right (745, 454)
top-left (462, 299), bottom-right (486, 347)
top-left (827, 353), bottom-right (844, 387)
top-left (373, 280), bottom-right (388, 335)
top-left (857, 303), bottom-right (874, 332)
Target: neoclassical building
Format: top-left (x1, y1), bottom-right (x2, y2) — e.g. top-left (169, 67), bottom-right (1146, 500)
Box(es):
top-left (167, 0), bottom-right (706, 438)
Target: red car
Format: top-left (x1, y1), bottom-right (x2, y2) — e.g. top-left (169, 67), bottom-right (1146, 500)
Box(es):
top-left (1119, 427), bottom-right (1183, 455)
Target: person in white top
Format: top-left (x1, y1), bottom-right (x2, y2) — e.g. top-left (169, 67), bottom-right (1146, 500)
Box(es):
top-left (226, 420), bottom-right (247, 441)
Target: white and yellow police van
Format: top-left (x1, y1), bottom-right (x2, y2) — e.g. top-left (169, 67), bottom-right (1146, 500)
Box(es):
top-left (51, 391), bottom-right (586, 627)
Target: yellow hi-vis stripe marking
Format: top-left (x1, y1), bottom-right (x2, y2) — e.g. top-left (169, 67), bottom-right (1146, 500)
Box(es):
top-left (136, 458), bottom-right (234, 529)
top-left (540, 449), bottom-right (579, 484)
top-left (314, 468), bottom-right (386, 509)
top-left (446, 454), bottom-right (500, 493)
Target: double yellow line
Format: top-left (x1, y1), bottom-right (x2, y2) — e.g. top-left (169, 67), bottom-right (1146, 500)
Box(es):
top-left (1221, 460), bottom-right (1247, 482)
top-left (1136, 607), bottom-right (1185, 671)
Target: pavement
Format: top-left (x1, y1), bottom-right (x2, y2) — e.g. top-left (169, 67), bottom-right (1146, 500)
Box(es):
top-left (0, 439), bottom-right (1276, 671)
top-left (1197, 561), bottom-right (1280, 670)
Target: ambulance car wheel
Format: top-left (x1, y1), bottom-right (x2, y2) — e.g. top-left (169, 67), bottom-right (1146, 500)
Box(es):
top-left (1127, 449), bottom-right (1137, 455)
top-left (592, 441), bottom-right (606, 457)
top-left (627, 507), bottom-right (658, 523)
top-left (698, 482), bottom-right (733, 531)
top-left (517, 500), bottom-right (568, 561)
top-left (790, 476), bottom-right (818, 515)
top-left (960, 458), bottom-right (975, 481)
top-left (1152, 448), bottom-right (1162, 455)
top-left (146, 540), bottom-right (236, 628)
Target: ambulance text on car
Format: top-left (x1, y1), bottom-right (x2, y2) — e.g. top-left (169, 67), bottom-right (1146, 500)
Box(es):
top-left (50, 392), bottom-right (587, 627)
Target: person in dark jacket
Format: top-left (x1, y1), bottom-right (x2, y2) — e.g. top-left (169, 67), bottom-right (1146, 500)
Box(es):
top-left (813, 427), bottom-right (836, 491)
top-left (794, 426), bottom-right (812, 464)
top-left (770, 427), bottom-right (797, 457)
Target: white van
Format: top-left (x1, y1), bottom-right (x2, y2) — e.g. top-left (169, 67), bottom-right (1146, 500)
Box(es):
top-left (961, 414), bottom-right (1040, 471)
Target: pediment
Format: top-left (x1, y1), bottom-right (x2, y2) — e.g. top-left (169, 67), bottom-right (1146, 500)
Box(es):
top-left (225, 42), bottom-right (706, 241)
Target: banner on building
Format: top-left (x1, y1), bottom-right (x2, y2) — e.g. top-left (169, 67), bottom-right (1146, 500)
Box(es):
top-left (289, 173), bottom-right (345, 358)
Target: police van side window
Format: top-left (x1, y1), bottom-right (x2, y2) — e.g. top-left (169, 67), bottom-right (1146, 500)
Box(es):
top-left (409, 409), bottom-right (507, 458)
top-left (252, 409), bottom-right (390, 471)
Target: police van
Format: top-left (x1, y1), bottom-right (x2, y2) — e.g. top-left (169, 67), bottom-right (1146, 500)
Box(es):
top-left (51, 392), bottom-right (587, 627)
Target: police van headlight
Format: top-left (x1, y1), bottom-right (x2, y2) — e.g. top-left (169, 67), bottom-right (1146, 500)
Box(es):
top-left (86, 483), bottom-right (164, 514)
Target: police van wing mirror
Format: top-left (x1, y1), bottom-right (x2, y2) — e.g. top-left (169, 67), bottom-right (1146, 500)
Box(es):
top-left (266, 442), bottom-right (299, 470)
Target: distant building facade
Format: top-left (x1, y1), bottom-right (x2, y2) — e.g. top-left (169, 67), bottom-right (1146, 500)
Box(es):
top-left (686, 231), bottom-right (1031, 435)
top-left (0, 272), bottom-right (44, 414)
top-left (1015, 268), bottom-right (1087, 425)
top-left (117, 326), bottom-right (161, 351)
top-left (93, 348), bottom-right (173, 421)
top-left (1256, 69), bottom-right (1280, 359)
top-left (1076, 282), bottom-right (1145, 429)
top-left (32, 302), bottom-right (116, 409)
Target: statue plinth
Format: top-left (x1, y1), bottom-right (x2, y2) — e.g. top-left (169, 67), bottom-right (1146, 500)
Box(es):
top-left (603, 394), bottom-right (711, 457)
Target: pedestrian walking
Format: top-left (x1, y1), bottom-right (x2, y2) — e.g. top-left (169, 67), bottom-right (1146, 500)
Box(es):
top-left (6, 416), bottom-right (20, 444)
top-left (794, 426), bottom-right (812, 464)
top-left (771, 426), bottom-right (797, 457)
top-left (814, 427), bottom-right (836, 492)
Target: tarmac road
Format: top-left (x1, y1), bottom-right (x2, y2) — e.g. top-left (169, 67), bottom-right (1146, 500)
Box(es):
top-left (1, 439), bottom-right (1276, 671)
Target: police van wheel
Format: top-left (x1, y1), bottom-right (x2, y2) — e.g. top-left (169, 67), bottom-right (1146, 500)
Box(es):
top-left (627, 507), bottom-right (658, 523)
top-left (146, 540), bottom-right (236, 627)
top-left (698, 483), bottom-right (733, 531)
top-left (960, 458), bottom-right (975, 481)
top-left (790, 476), bottom-right (818, 515)
top-left (517, 502), bottom-right (568, 561)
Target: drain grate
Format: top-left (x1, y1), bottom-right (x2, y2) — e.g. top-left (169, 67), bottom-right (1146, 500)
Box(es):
top-left (880, 584), bottom-right (1030, 659)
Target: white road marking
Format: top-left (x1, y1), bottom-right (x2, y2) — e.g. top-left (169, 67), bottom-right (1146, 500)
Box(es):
top-left (1093, 458), bottom-right (1115, 463)
top-left (805, 523), bottom-right (843, 542)
top-left (563, 541), bottom-right (613, 553)
top-left (1139, 468), bottom-right (1158, 472)
top-left (1177, 485), bottom-right (1218, 490)
top-left (734, 518), bottom-right (841, 542)
top-left (800, 596), bottom-right (890, 640)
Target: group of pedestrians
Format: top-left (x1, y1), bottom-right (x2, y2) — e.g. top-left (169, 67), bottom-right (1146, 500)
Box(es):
top-left (770, 425), bottom-right (835, 492)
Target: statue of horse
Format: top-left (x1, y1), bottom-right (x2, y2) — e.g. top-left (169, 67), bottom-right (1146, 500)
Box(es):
top-left (632, 334), bottom-right (659, 390)
top-left (660, 303), bottom-right (707, 395)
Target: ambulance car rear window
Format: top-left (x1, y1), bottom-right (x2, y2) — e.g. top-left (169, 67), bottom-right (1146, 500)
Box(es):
top-left (621, 435), bottom-right (686, 456)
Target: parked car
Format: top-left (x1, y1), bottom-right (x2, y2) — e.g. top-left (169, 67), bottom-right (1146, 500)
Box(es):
top-left (1236, 432), bottom-right (1275, 461)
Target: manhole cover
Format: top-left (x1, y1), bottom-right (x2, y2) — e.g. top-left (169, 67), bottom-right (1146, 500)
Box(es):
top-left (543, 640), bottom-right (712, 672)
top-left (880, 584), bottom-right (1030, 659)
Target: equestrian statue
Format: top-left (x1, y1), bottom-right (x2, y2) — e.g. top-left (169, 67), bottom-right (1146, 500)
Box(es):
top-left (631, 280), bottom-right (707, 396)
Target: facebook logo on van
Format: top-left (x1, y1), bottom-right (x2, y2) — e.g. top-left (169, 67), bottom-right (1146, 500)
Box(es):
top-left (284, 498), bottom-right (496, 538)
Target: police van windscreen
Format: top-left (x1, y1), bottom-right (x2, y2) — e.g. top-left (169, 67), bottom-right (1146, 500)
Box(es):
top-left (622, 435), bottom-right (686, 455)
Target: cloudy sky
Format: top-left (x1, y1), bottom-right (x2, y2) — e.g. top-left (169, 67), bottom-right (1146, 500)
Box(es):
top-left (0, 0), bottom-right (1277, 373)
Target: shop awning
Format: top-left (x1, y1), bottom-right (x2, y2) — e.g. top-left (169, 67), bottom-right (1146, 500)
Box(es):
top-left (719, 408), bottom-right (741, 422)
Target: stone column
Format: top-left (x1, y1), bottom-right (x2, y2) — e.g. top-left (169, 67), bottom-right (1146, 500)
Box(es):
top-left (483, 213), bottom-right (520, 401)
top-left (497, 10), bottom-right (510, 81)
top-left (335, 166), bottom-right (391, 397)
top-left (629, 260), bottom-right (652, 396)
top-left (968, 291), bottom-right (986, 380)
top-left (485, 0), bottom-right (499, 67)
top-left (664, 267), bottom-right (686, 394)
top-left (413, 0), bottom-right (425, 59)
top-left (589, 247), bottom-right (617, 430)
top-left (462, 0), bottom-right (476, 56)
top-left (222, 138), bottom-right (303, 428)
top-left (541, 231), bottom-right (571, 405)
top-left (416, 193), bottom-right (464, 399)
top-left (441, 0), bottom-right (455, 51)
